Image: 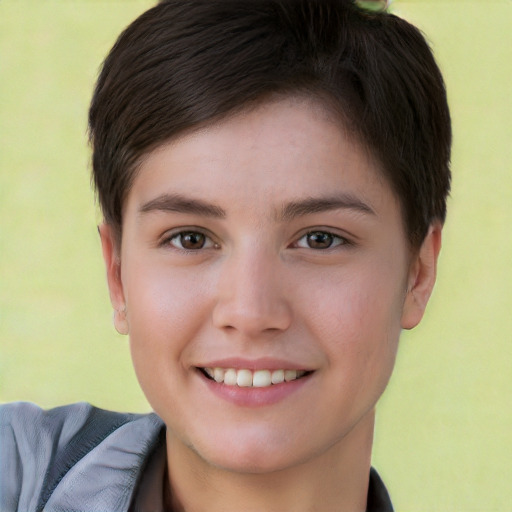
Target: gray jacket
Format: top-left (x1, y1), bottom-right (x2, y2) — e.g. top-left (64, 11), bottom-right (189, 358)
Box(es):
top-left (0, 402), bottom-right (163, 511)
top-left (0, 402), bottom-right (393, 511)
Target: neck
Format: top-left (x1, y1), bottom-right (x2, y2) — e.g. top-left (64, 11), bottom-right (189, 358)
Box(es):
top-left (166, 410), bottom-right (375, 512)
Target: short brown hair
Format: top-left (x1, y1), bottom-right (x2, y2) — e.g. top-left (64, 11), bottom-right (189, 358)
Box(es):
top-left (89, 0), bottom-right (451, 247)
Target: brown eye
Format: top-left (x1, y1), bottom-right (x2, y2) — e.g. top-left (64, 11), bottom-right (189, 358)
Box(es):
top-left (169, 231), bottom-right (213, 250)
top-left (307, 231), bottom-right (334, 249)
top-left (295, 231), bottom-right (345, 250)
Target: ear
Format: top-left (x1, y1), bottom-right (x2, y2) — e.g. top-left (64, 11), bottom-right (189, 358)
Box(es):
top-left (401, 223), bottom-right (443, 330)
top-left (99, 223), bottom-right (129, 335)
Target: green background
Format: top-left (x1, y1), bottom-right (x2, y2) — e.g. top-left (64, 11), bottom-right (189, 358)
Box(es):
top-left (1, 1), bottom-right (511, 510)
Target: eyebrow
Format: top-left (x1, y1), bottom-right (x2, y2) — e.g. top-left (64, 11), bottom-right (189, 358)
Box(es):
top-left (138, 192), bottom-right (374, 220)
top-left (139, 193), bottom-right (226, 218)
top-left (278, 195), bottom-right (375, 221)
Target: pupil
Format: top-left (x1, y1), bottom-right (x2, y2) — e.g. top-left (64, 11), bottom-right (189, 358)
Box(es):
top-left (181, 232), bottom-right (205, 249)
top-left (307, 232), bottom-right (332, 249)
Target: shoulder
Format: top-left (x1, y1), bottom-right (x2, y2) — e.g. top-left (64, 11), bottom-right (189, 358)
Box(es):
top-left (0, 402), bottom-right (164, 512)
top-left (1, 400), bottom-right (136, 437)
top-left (0, 401), bottom-right (143, 472)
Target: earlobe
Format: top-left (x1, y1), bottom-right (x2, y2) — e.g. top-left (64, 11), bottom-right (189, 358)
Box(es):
top-left (401, 223), bottom-right (443, 330)
top-left (99, 223), bottom-right (129, 335)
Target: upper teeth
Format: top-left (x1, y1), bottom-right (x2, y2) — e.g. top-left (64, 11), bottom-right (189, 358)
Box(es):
top-left (203, 368), bottom-right (306, 387)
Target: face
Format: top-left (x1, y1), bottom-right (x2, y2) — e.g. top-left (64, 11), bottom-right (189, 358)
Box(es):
top-left (102, 97), bottom-right (439, 474)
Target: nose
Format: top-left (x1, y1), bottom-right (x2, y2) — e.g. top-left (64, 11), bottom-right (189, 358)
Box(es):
top-left (212, 248), bottom-right (293, 339)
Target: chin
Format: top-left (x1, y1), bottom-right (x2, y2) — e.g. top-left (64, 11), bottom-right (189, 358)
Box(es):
top-left (206, 449), bottom-right (302, 475)
top-left (190, 430), bottom-right (310, 475)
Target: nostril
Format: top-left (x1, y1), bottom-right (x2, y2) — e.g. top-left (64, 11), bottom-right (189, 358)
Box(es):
top-left (213, 300), bottom-right (293, 334)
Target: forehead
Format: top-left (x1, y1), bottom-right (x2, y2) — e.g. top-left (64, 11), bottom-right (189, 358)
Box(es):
top-left (126, 97), bottom-right (397, 221)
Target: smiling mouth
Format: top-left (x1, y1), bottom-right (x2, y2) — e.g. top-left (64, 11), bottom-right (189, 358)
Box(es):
top-left (199, 367), bottom-right (311, 388)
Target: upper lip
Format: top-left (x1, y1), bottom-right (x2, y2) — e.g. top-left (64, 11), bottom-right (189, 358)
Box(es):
top-left (196, 357), bottom-right (313, 371)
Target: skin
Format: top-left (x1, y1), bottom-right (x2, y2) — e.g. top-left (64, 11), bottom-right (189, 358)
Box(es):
top-left (101, 97), bottom-right (441, 511)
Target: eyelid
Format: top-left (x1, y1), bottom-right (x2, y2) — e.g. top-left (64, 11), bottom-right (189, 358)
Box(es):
top-left (291, 228), bottom-right (354, 249)
top-left (158, 227), bottom-right (219, 251)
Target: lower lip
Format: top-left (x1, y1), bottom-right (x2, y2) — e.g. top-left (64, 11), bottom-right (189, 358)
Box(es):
top-left (199, 371), bottom-right (313, 407)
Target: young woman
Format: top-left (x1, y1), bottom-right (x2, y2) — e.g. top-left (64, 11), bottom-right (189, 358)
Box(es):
top-left (0, 1), bottom-right (451, 510)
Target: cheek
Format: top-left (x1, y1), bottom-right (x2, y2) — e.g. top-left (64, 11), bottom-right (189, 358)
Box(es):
top-left (304, 263), bottom-right (405, 384)
top-left (309, 264), bottom-right (404, 335)
top-left (123, 261), bottom-right (212, 397)
top-left (126, 259), bottom-right (209, 335)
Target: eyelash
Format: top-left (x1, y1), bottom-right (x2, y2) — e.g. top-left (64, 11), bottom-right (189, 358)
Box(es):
top-left (293, 230), bottom-right (350, 250)
top-left (160, 228), bottom-right (352, 252)
top-left (161, 229), bottom-right (218, 252)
